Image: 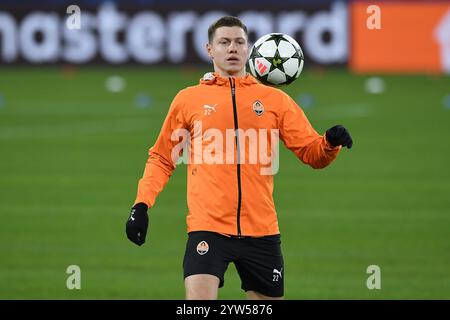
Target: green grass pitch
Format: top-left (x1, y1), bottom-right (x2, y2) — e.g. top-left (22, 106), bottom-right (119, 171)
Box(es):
top-left (0, 67), bottom-right (449, 299)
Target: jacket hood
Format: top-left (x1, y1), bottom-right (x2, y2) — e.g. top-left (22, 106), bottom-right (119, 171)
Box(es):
top-left (199, 72), bottom-right (259, 87)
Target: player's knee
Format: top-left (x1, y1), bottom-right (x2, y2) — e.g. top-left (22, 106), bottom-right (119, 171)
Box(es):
top-left (185, 274), bottom-right (220, 300)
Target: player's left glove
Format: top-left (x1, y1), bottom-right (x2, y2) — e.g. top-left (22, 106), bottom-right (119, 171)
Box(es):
top-left (125, 203), bottom-right (149, 246)
top-left (326, 125), bottom-right (353, 149)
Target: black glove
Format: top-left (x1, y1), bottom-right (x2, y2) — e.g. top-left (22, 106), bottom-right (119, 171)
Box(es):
top-left (126, 203), bottom-right (149, 246)
top-left (326, 125), bottom-right (353, 149)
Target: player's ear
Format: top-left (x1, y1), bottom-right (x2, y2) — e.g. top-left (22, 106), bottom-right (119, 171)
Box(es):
top-left (206, 43), bottom-right (213, 59)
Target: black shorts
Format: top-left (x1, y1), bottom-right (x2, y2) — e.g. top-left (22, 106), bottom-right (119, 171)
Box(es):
top-left (183, 231), bottom-right (284, 297)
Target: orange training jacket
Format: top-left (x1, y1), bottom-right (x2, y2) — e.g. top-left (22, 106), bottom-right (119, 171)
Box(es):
top-left (134, 72), bottom-right (340, 237)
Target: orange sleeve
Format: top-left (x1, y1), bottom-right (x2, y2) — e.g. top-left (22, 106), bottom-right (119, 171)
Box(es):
top-left (134, 91), bottom-right (188, 207)
top-left (279, 92), bottom-right (340, 169)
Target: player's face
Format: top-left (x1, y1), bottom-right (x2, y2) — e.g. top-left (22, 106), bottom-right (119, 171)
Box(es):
top-left (207, 26), bottom-right (249, 77)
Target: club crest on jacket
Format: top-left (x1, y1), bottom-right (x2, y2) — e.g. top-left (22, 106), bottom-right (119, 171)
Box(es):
top-left (252, 100), bottom-right (264, 116)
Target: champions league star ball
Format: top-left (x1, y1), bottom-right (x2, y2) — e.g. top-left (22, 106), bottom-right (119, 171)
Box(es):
top-left (248, 33), bottom-right (304, 86)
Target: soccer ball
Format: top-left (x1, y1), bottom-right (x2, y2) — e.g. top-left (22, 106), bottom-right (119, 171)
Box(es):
top-left (248, 33), bottom-right (304, 86)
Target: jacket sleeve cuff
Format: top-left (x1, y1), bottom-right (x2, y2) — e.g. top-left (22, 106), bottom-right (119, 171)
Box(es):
top-left (323, 133), bottom-right (341, 151)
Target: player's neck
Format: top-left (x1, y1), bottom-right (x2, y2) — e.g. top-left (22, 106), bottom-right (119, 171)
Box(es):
top-left (215, 69), bottom-right (247, 78)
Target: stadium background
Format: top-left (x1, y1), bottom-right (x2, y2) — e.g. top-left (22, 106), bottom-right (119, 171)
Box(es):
top-left (1, 0), bottom-right (449, 299)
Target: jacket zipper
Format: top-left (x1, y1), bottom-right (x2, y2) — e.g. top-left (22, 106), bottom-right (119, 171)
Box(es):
top-left (229, 77), bottom-right (242, 237)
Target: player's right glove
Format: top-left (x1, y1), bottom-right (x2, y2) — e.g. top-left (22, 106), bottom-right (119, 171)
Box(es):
top-left (125, 203), bottom-right (149, 246)
top-left (326, 125), bottom-right (353, 149)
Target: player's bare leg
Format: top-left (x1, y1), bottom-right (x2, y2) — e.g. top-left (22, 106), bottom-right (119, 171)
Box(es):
top-left (185, 274), bottom-right (220, 300)
top-left (246, 290), bottom-right (284, 300)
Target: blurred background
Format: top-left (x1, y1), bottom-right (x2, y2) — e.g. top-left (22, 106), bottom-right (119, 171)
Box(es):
top-left (0, 0), bottom-right (449, 299)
